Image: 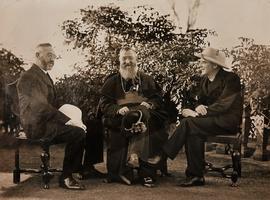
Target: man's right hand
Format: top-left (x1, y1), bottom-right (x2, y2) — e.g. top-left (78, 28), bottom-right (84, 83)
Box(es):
top-left (118, 106), bottom-right (129, 116)
top-left (182, 109), bottom-right (199, 118)
top-left (65, 120), bottom-right (86, 132)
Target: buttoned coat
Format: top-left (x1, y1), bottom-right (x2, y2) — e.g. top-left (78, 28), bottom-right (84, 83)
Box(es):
top-left (17, 64), bottom-right (70, 139)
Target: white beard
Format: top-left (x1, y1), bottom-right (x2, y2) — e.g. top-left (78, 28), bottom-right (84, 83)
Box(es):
top-left (119, 65), bottom-right (138, 80)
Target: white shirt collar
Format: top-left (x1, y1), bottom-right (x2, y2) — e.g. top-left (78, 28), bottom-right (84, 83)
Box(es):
top-left (35, 63), bottom-right (48, 74)
top-left (40, 67), bottom-right (48, 74)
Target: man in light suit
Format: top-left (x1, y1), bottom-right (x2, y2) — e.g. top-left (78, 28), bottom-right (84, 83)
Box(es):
top-left (17, 43), bottom-right (87, 190)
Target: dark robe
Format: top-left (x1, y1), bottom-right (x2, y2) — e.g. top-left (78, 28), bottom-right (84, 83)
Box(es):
top-left (99, 72), bottom-right (168, 179)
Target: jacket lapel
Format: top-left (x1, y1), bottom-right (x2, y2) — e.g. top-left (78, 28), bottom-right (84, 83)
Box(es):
top-left (31, 64), bottom-right (54, 88)
top-left (31, 64), bottom-right (56, 101)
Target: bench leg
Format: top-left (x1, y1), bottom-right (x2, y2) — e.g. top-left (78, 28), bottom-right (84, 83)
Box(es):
top-left (40, 149), bottom-right (54, 189)
top-left (231, 150), bottom-right (241, 186)
top-left (243, 115), bottom-right (252, 157)
top-left (262, 128), bottom-right (269, 161)
top-left (253, 128), bottom-right (269, 161)
top-left (159, 159), bottom-right (172, 177)
top-left (13, 147), bottom-right (21, 184)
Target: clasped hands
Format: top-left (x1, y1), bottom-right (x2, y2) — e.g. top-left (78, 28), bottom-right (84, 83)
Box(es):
top-left (117, 101), bottom-right (152, 116)
top-left (182, 105), bottom-right (208, 118)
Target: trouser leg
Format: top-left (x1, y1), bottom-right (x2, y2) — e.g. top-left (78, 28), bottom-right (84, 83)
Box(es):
top-left (163, 117), bottom-right (230, 177)
top-left (163, 118), bottom-right (189, 159)
top-left (184, 117), bottom-right (232, 177)
top-left (164, 117), bottom-right (229, 159)
top-left (52, 126), bottom-right (86, 178)
top-left (185, 134), bottom-right (206, 177)
top-left (83, 119), bottom-right (104, 167)
top-left (138, 160), bottom-right (157, 180)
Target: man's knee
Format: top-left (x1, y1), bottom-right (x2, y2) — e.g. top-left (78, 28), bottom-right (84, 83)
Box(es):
top-left (177, 117), bottom-right (199, 137)
top-left (182, 116), bottom-right (193, 121)
top-left (179, 117), bottom-right (193, 127)
top-left (181, 117), bottom-right (203, 128)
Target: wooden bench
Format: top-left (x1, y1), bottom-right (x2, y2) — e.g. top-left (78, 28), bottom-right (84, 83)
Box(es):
top-left (205, 115), bottom-right (247, 186)
top-left (13, 136), bottom-right (62, 189)
top-left (204, 86), bottom-right (248, 187)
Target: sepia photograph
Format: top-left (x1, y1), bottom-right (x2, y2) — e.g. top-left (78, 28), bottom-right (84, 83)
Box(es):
top-left (0, 0), bottom-right (270, 199)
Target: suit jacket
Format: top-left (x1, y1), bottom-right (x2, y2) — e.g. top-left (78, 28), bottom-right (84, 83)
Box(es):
top-left (17, 64), bottom-right (70, 139)
top-left (192, 69), bottom-right (243, 132)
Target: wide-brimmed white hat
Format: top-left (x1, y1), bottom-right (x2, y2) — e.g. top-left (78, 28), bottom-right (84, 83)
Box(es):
top-left (59, 104), bottom-right (83, 124)
top-left (59, 104), bottom-right (86, 132)
top-left (195, 47), bottom-right (230, 69)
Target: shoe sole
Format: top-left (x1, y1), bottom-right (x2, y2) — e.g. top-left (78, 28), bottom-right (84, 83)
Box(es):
top-left (142, 183), bottom-right (156, 188)
top-left (59, 184), bottom-right (86, 190)
top-left (119, 175), bottom-right (132, 185)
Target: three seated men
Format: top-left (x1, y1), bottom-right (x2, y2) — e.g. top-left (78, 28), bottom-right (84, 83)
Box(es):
top-left (16, 43), bottom-right (242, 189)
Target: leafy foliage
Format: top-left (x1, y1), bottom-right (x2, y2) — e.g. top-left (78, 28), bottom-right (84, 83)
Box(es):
top-left (0, 48), bottom-right (24, 83)
top-left (57, 5), bottom-right (212, 120)
top-left (0, 48), bottom-right (24, 122)
top-left (224, 37), bottom-right (270, 112)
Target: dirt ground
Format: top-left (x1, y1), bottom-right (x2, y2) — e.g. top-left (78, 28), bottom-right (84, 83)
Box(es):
top-left (0, 143), bottom-right (270, 200)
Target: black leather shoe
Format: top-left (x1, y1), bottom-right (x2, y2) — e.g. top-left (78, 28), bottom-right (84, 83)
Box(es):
top-left (78, 167), bottom-right (107, 180)
top-left (103, 177), bottom-right (115, 183)
top-left (177, 177), bottom-right (205, 187)
top-left (142, 177), bottom-right (156, 188)
top-left (59, 176), bottom-right (85, 190)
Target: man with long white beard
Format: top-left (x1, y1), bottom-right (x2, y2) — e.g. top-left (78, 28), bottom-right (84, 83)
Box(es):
top-left (99, 46), bottom-right (168, 187)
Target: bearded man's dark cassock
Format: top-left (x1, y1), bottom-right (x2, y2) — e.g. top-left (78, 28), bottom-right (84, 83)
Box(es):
top-left (99, 72), bottom-right (168, 182)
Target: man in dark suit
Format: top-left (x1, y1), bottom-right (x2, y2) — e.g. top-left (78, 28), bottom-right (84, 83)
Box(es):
top-left (17, 43), bottom-right (87, 190)
top-left (152, 47), bottom-right (242, 187)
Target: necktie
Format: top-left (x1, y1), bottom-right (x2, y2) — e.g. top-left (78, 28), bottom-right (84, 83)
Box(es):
top-left (46, 72), bottom-right (57, 101)
top-left (46, 72), bottom-right (54, 85)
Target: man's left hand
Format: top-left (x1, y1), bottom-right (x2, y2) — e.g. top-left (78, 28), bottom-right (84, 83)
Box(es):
top-left (140, 102), bottom-right (152, 109)
top-left (65, 120), bottom-right (87, 132)
top-left (182, 109), bottom-right (199, 118)
top-left (195, 105), bottom-right (208, 116)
